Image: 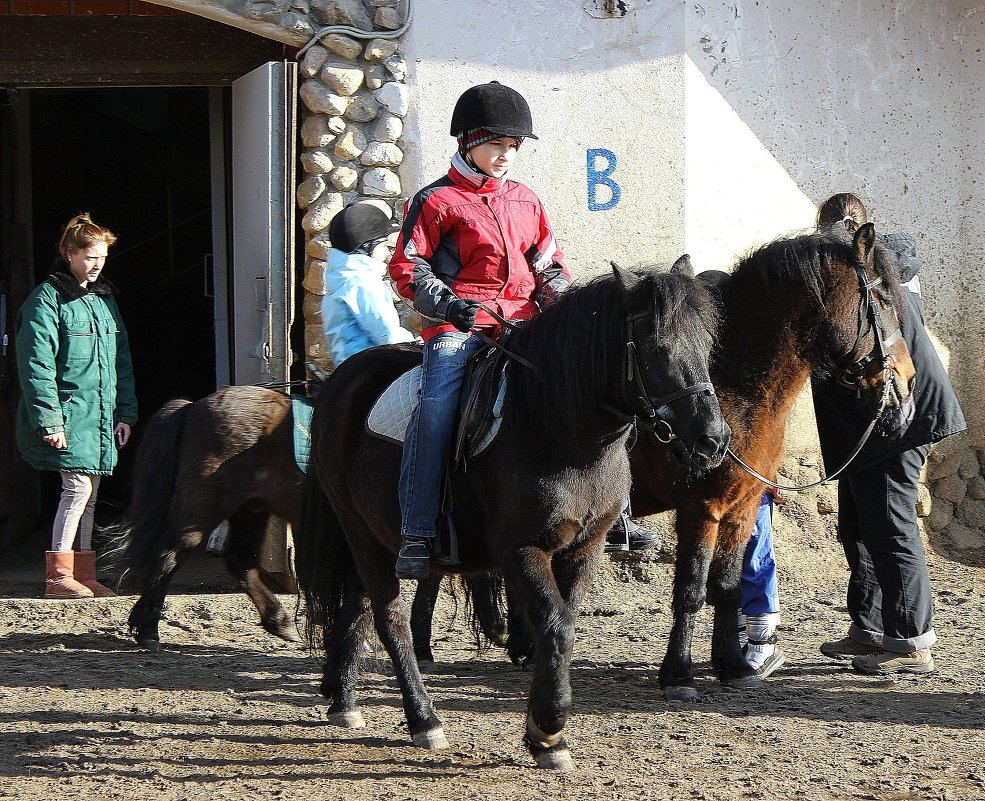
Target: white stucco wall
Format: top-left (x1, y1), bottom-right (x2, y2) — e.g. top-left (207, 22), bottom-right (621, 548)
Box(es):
top-left (400, 0), bottom-right (981, 452)
top-left (401, 0), bottom-right (688, 276)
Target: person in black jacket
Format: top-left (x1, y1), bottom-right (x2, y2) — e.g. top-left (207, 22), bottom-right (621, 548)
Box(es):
top-left (813, 193), bottom-right (966, 675)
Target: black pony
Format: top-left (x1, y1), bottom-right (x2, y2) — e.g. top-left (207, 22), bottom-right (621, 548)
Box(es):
top-left (296, 264), bottom-right (730, 770)
top-left (629, 224), bottom-right (916, 698)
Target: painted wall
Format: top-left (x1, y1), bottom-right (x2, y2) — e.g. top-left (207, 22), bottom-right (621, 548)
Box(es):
top-left (401, 0), bottom-right (981, 456)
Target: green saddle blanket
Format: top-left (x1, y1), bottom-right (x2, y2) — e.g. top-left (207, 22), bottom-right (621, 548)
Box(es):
top-left (291, 395), bottom-right (315, 474)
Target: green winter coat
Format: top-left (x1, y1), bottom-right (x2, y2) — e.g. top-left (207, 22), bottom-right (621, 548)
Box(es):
top-left (15, 268), bottom-right (137, 475)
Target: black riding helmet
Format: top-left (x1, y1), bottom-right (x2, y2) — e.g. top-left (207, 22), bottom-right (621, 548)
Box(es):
top-left (329, 203), bottom-right (397, 254)
top-left (449, 81), bottom-right (538, 140)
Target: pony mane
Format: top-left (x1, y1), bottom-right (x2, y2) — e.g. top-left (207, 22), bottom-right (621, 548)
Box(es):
top-left (721, 228), bottom-right (906, 386)
top-left (506, 269), bottom-right (720, 440)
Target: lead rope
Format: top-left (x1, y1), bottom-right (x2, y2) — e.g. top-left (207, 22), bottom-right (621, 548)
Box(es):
top-left (726, 362), bottom-right (891, 492)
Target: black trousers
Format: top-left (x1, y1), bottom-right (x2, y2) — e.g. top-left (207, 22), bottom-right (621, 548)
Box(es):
top-left (837, 444), bottom-right (936, 653)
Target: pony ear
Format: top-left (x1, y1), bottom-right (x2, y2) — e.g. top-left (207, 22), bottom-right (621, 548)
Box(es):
top-left (853, 222), bottom-right (877, 268)
top-left (670, 254), bottom-right (694, 277)
top-left (611, 261), bottom-right (641, 293)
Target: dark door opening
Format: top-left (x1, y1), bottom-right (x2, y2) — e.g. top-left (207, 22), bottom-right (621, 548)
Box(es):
top-left (27, 87), bottom-right (218, 529)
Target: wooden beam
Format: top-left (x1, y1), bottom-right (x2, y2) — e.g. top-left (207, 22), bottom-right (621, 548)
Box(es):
top-left (146, 0), bottom-right (309, 46)
top-left (0, 16), bottom-right (290, 86)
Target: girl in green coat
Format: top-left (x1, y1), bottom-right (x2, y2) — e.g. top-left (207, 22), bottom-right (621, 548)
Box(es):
top-left (16, 213), bottom-right (137, 598)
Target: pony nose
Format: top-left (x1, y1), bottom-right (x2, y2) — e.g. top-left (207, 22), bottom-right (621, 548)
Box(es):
top-left (692, 426), bottom-right (729, 468)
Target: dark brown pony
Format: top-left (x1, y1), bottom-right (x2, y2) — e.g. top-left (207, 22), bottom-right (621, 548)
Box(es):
top-left (110, 384), bottom-right (507, 656)
top-left (110, 386), bottom-right (304, 650)
top-left (295, 265), bottom-right (730, 770)
top-left (630, 224), bottom-right (916, 699)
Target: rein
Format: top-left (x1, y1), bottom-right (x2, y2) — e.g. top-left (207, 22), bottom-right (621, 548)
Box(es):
top-left (471, 299), bottom-right (713, 443)
top-left (725, 259), bottom-right (898, 492)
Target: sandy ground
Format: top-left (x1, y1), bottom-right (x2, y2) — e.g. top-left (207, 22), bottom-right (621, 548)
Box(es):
top-left (2, 461), bottom-right (984, 801)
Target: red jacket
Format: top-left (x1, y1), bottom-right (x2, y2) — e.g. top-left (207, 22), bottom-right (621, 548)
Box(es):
top-left (389, 154), bottom-right (570, 341)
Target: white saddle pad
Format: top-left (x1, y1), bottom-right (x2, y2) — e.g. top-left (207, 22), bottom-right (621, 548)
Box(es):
top-left (366, 366), bottom-right (422, 444)
top-left (365, 364), bottom-right (507, 459)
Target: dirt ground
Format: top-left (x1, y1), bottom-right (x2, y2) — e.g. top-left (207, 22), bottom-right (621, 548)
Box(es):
top-left (2, 456), bottom-right (984, 801)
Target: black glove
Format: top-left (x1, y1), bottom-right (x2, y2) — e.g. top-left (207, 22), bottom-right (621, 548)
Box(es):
top-left (446, 298), bottom-right (480, 333)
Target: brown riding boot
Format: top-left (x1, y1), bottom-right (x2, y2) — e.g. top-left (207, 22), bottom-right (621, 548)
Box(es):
top-left (74, 550), bottom-right (117, 597)
top-left (44, 551), bottom-right (94, 598)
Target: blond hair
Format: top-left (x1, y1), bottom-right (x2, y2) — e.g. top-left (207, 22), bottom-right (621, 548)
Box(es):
top-left (57, 213), bottom-right (117, 261)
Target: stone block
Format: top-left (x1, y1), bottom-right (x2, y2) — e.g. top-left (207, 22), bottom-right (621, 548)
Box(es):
top-left (329, 166), bottom-right (359, 191)
top-left (360, 142), bottom-right (402, 167)
top-left (301, 259), bottom-right (328, 295)
top-left (300, 44), bottom-right (329, 79)
top-left (944, 519), bottom-right (985, 550)
top-left (927, 448), bottom-right (963, 482)
top-left (301, 149), bottom-right (335, 175)
top-left (300, 82), bottom-right (349, 116)
top-left (296, 175), bottom-right (326, 208)
top-left (334, 129), bottom-right (367, 161)
top-left (361, 167), bottom-right (401, 197)
top-left (364, 37), bottom-right (399, 62)
top-left (301, 114), bottom-right (336, 148)
top-left (959, 449), bottom-right (980, 480)
top-left (310, 0), bottom-right (372, 28)
top-left (321, 32), bottom-right (362, 60)
top-left (301, 193), bottom-right (344, 233)
top-left (933, 473), bottom-right (968, 506)
top-left (924, 498), bottom-right (953, 532)
top-left (320, 64), bottom-right (364, 96)
top-left (344, 94), bottom-right (381, 123)
top-left (968, 475), bottom-right (985, 501)
top-left (376, 82), bottom-right (409, 116)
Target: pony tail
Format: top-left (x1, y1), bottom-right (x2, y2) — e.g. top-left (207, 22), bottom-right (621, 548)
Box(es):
top-left (57, 212), bottom-right (118, 260)
top-left (816, 193), bottom-right (869, 235)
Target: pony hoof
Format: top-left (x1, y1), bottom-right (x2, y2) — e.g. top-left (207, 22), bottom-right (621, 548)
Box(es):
top-left (275, 626), bottom-right (301, 643)
top-left (417, 658), bottom-right (437, 674)
top-left (534, 748), bottom-right (575, 771)
top-left (411, 727), bottom-right (449, 749)
top-left (328, 710), bottom-right (366, 729)
top-left (664, 685), bottom-right (699, 702)
top-left (724, 675), bottom-right (764, 690)
top-left (136, 638), bottom-right (160, 653)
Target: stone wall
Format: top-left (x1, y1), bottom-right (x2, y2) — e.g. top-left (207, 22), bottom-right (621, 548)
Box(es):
top-left (290, 0), bottom-right (418, 369)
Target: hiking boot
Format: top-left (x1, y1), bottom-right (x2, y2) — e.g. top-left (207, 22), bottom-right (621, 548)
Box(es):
top-left (851, 648), bottom-right (935, 676)
top-left (605, 513), bottom-right (659, 553)
top-left (820, 635), bottom-right (883, 660)
top-left (395, 537), bottom-right (431, 580)
top-left (746, 644), bottom-right (786, 679)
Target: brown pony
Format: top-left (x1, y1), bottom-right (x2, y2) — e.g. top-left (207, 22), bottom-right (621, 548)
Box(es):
top-left (631, 224), bottom-right (916, 699)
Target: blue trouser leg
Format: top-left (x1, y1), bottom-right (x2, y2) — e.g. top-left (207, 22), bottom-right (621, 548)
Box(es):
top-left (838, 445), bottom-right (935, 653)
top-left (398, 332), bottom-right (485, 540)
top-left (740, 492), bottom-right (778, 616)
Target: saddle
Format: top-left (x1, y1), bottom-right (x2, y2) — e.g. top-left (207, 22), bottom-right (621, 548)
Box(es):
top-left (365, 343), bottom-right (509, 466)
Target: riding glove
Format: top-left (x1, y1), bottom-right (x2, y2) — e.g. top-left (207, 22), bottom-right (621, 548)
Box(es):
top-left (446, 298), bottom-right (480, 333)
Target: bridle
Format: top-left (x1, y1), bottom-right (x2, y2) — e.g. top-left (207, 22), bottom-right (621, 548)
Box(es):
top-left (470, 301), bottom-right (716, 445)
top-left (836, 263), bottom-right (902, 393)
top-left (726, 258), bottom-right (904, 492)
top-left (603, 306), bottom-right (715, 443)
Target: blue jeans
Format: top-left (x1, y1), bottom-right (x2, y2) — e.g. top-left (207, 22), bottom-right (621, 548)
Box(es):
top-left (399, 332), bottom-right (486, 540)
top-left (740, 492), bottom-right (778, 616)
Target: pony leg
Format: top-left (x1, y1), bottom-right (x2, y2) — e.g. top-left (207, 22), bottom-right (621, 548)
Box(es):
top-left (707, 546), bottom-right (760, 688)
top-left (355, 551), bottom-right (446, 749)
top-left (503, 546), bottom-right (577, 771)
top-left (659, 513), bottom-right (718, 701)
top-left (321, 568), bottom-right (372, 729)
top-left (128, 542), bottom-right (196, 651)
top-left (409, 575), bottom-right (442, 665)
top-left (224, 508), bottom-right (298, 643)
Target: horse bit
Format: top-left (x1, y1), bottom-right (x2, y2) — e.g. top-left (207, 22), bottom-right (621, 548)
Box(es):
top-left (726, 260), bottom-right (905, 492)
